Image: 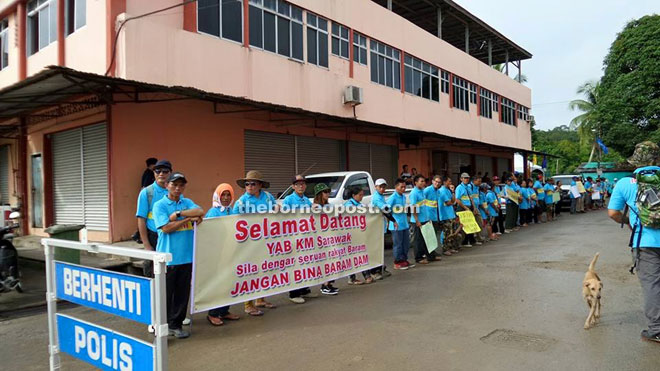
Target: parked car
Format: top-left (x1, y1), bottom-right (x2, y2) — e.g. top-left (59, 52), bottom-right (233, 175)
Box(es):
top-left (277, 171), bottom-right (376, 205)
top-left (551, 174), bottom-right (579, 210)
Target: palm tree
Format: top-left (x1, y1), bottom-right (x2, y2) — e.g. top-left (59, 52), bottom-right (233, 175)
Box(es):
top-left (568, 80), bottom-right (600, 145)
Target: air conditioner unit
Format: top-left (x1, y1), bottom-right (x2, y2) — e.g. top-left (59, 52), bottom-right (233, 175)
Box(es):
top-left (343, 86), bottom-right (363, 105)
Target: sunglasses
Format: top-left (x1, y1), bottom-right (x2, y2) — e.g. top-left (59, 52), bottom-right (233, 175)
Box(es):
top-left (322, 190), bottom-right (330, 194)
top-left (244, 181), bottom-right (259, 187)
top-left (154, 169), bottom-right (171, 174)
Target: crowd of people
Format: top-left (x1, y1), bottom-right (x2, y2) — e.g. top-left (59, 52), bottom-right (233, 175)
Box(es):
top-left (134, 158), bottom-right (614, 340)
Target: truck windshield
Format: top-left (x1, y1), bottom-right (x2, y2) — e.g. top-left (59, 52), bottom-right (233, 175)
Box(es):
top-left (279, 176), bottom-right (345, 199)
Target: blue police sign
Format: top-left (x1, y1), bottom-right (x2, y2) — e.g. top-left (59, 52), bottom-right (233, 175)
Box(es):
top-left (57, 314), bottom-right (154, 371)
top-left (55, 262), bottom-right (152, 325)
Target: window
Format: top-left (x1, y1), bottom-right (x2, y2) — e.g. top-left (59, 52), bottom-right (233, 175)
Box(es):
top-left (352, 32), bottom-right (367, 65)
top-left (452, 75), bottom-right (469, 111)
top-left (404, 55), bottom-right (439, 102)
top-left (440, 70), bottom-right (450, 94)
top-left (370, 40), bottom-right (400, 89)
top-left (27, 0), bottom-right (58, 56)
top-left (501, 97), bottom-right (516, 125)
top-left (479, 88), bottom-right (494, 119)
top-left (306, 13), bottom-right (328, 67)
top-left (65, 0), bottom-right (86, 35)
top-left (331, 23), bottom-right (349, 59)
top-left (517, 105), bottom-right (530, 121)
top-left (469, 83), bottom-right (477, 104)
top-left (0, 19), bottom-right (8, 70)
top-left (248, 0), bottom-right (303, 60)
top-left (198, 0), bottom-right (243, 43)
top-left (346, 175), bottom-right (372, 196)
top-left (492, 93), bottom-right (499, 113)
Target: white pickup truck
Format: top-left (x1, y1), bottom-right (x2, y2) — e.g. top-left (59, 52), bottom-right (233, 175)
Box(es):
top-left (277, 171), bottom-right (377, 205)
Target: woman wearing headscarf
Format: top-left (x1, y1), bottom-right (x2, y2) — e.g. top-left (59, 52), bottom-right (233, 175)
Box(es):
top-left (205, 183), bottom-right (242, 325)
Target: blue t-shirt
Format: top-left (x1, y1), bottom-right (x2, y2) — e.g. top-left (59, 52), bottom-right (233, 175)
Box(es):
top-left (153, 196), bottom-right (201, 266)
top-left (544, 184), bottom-right (555, 204)
top-left (520, 188), bottom-right (530, 210)
top-left (486, 191), bottom-right (498, 216)
top-left (409, 187), bottom-right (428, 223)
top-left (371, 192), bottom-right (388, 234)
top-left (282, 192), bottom-right (312, 210)
top-left (232, 191), bottom-right (276, 214)
top-left (386, 192), bottom-right (409, 231)
top-left (344, 198), bottom-right (362, 208)
top-left (135, 182), bottom-right (168, 232)
top-left (478, 192), bottom-right (488, 219)
top-left (585, 181), bottom-right (592, 192)
top-left (533, 180), bottom-right (544, 196)
top-left (423, 185), bottom-right (441, 222)
top-left (438, 186), bottom-right (455, 221)
top-left (455, 183), bottom-right (472, 207)
top-left (469, 183), bottom-right (480, 207)
top-left (609, 167), bottom-right (660, 248)
top-left (205, 206), bottom-right (232, 218)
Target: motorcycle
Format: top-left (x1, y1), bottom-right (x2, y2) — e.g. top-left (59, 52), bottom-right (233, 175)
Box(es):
top-left (0, 211), bottom-right (22, 293)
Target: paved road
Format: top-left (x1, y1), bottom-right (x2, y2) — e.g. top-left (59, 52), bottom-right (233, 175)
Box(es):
top-left (1, 210), bottom-right (659, 371)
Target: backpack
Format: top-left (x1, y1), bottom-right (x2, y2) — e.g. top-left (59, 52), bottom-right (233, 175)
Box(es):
top-left (634, 170), bottom-right (660, 228)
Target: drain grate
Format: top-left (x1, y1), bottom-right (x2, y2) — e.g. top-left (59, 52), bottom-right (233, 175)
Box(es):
top-left (480, 329), bottom-right (557, 352)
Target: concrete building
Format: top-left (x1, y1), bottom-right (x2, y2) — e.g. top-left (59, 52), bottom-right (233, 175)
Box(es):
top-left (0, 0), bottom-right (534, 242)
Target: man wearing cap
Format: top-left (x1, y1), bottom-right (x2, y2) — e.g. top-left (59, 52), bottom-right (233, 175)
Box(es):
top-left (455, 173), bottom-right (475, 246)
top-left (153, 172), bottom-right (204, 339)
top-left (608, 141), bottom-right (660, 343)
top-left (283, 175), bottom-right (313, 303)
top-left (492, 176), bottom-right (505, 234)
top-left (136, 159), bottom-right (172, 276)
top-left (470, 176), bottom-right (486, 244)
top-left (425, 175), bottom-right (450, 256)
top-left (233, 170), bottom-right (279, 314)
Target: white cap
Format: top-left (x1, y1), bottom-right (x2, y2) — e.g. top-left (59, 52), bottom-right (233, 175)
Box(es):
top-left (375, 178), bottom-right (387, 186)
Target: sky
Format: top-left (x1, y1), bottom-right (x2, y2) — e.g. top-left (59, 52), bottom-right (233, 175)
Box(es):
top-left (454, 0), bottom-right (660, 131)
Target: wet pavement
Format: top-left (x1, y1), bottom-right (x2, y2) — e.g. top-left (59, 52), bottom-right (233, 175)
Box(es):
top-left (1, 210), bottom-right (659, 370)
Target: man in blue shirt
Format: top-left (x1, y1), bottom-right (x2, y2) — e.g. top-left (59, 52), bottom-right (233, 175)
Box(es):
top-left (387, 178), bottom-right (413, 270)
top-left (282, 175), bottom-right (314, 303)
top-left (371, 178), bottom-right (396, 279)
top-left (585, 177), bottom-right (594, 211)
top-left (455, 173), bottom-right (476, 247)
top-left (424, 175), bottom-right (448, 257)
top-left (136, 159), bottom-right (172, 278)
top-left (504, 176), bottom-right (520, 233)
top-left (608, 141), bottom-right (660, 343)
top-left (544, 178), bottom-right (555, 222)
top-left (438, 176), bottom-right (459, 253)
top-left (233, 170), bottom-right (278, 314)
top-left (470, 176), bottom-right (485, 245)
top-left (409, 174), bottom-right (437, 263)
top-left (153, 172), bottom-right (204, 339)
top-left (492, 176), bottom-right (505, 234)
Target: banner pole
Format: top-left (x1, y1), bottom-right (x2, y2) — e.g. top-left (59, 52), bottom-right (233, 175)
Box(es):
top-left (153, 257), bottom-right (169, 371)
top-left (44, 242), bottom-right (61, 370)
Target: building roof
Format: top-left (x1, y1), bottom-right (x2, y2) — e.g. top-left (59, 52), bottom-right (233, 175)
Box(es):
top-left (372, 0), bottom-right (532, 65)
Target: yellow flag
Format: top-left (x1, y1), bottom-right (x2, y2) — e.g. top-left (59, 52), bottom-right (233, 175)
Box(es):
top-left (533, 154), bottom-right (538, 165)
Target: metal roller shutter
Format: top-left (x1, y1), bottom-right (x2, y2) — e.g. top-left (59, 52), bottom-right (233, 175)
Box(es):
top-left (348, 142), bottom-right (370, 173)
top-left (371, 144), bottom-right (396, 186)
top-left (82, 124), bottom-right (108, 231)
top-left (0, 145), bottom-right (9, 205)
top-left (53, 129), bottom-right (83, 225)
top-left (52, 123), bottom-right (108, 231)
top-left (476, 155), bottom-right (493, 179)
top-left (244, 130), bottom-right (295, 195)
top-left (498, 157), bottom-right (511, 177)
top-left (296, 136), bottom-right (342, 175)
top-left (447, 152), bottom-right (471, 182)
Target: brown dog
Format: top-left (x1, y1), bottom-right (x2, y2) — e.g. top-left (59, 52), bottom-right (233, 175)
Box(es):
top-left (583, 253), bottom-right (603, 329)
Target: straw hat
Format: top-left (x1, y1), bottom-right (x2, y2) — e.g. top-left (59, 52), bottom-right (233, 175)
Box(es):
top-left (236, 170), bottom-right (270, 189)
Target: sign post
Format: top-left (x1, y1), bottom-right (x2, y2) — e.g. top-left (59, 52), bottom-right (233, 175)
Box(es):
top-left (42, 239), bottom-right (171, 371)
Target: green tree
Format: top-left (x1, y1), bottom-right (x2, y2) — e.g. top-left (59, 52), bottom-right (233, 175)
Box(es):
top-left (596, 14), bottom-right (660, 156)
top-left (568, 80), bottom-right (600, 145)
